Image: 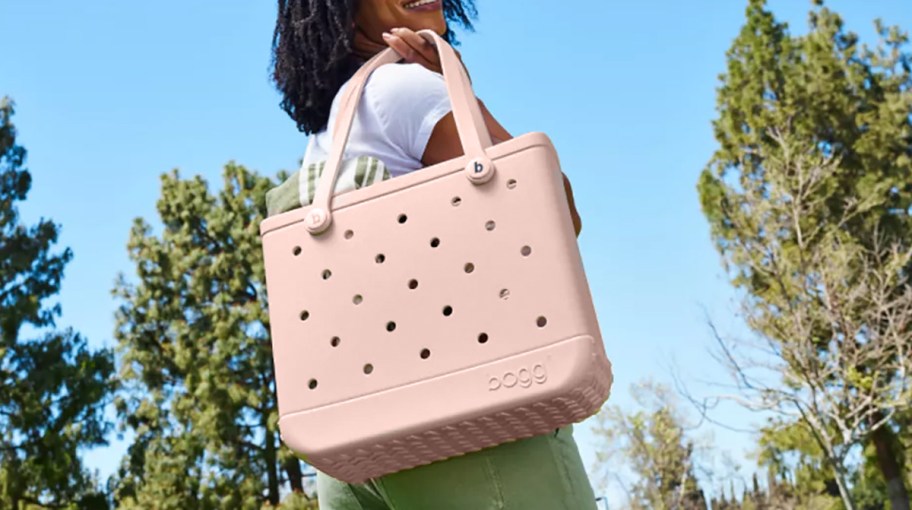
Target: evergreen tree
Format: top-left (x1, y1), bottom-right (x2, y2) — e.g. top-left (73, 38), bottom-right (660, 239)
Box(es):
top-left (593, 381), bottom-right (707, 509)
top-left (111, 164), bottom-right (310, 508)
top-left (0, 97), bottom-right (115, 509)
top-left (697, 1), bottom-right (912, 508)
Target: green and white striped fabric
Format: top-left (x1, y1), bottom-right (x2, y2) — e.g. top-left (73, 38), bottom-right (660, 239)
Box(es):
top-left (266, 156), bottom-right (391, 218)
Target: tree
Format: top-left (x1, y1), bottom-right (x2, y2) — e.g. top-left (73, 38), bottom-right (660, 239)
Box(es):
top-left (265, 491), bottom-right (319, 510)
top-left (592, 381), bottom-right (708, 510)
top-left (754, 420), bottom-right (843, 508)
top-left (696, 1), bottom-right (912, 509)
top-left (111, 163), bottom-right (311, 508)
top-left (0, 97), bottom-right (115, 509)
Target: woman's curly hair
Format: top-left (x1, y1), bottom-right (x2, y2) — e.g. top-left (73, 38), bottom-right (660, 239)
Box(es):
top-left (271, 0), bottom-right (478, 135)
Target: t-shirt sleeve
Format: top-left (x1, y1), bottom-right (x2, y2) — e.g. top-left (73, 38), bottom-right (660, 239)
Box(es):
top-left (365, 63), bottom-right (453, 162)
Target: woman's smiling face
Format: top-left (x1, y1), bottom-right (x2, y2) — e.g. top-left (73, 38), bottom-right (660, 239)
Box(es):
top-left (355, 0), bottom-right (446, 40)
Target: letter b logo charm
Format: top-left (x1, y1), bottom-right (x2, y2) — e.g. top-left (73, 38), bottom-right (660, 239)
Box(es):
top-left (304, 208), bottom-right (331, 234)
top-left (465, 156), bottom-right (494, 184)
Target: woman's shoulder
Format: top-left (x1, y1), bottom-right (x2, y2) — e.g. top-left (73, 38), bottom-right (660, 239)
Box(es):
top-left (328, 62), bottom-right (446, 121)
top-left (372, 61), bottom-right (444, 82)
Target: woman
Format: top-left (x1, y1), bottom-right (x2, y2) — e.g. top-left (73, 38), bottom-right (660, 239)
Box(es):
top-left (271, 1), bottom-right (593, 508)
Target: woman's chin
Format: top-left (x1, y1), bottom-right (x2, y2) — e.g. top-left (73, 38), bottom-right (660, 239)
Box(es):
top-left (406, 21), bottom-right (446, 35)
top-left (398, 11), bottom-right (446, 35)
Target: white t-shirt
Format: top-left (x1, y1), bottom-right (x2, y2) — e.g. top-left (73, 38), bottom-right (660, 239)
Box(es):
top-left (300, 62), bottom-right (453, 178)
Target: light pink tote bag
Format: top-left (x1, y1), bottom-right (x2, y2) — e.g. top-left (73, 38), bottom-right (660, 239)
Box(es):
top-left (260, 29), bottom-right (613, 484)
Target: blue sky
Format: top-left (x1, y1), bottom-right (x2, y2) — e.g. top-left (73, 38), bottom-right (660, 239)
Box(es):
top-left (2, 0), bottom-right (910, 506)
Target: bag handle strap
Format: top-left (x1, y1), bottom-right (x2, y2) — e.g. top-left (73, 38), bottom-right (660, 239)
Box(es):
top-left (304, 29), bottom-right (494, 234)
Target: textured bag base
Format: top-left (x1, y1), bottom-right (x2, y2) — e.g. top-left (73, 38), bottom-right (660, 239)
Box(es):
top-left (282, 335), bottom-right (612, 483)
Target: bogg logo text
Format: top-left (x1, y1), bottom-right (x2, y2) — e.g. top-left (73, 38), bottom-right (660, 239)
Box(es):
top-left (488, 363), bottom-right (548, 391)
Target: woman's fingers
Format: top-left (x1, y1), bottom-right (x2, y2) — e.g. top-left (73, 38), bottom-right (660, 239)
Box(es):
top-left (382, 33), bottom-right (416, 62)
top-left (392, 28), bottom-right (439, 66)
top-left (382, 33), bottom-right (413, 59)
top-left (382, 28), bottom-right (441, 73)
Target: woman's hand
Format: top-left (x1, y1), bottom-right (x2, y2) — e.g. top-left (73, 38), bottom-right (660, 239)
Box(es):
top-left (381, 27), bottom-right (469, 81)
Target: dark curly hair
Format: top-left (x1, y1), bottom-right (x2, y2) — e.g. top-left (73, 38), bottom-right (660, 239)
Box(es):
top-left (271, 0), bottom-right (478, 135)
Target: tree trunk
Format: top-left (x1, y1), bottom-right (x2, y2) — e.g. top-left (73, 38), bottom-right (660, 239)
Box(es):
top-left (265, 427), bottom-right (280, 505)
top-left (265, 349), bottom-right (282, 504)
top-left (285, 455), bottom-right (303, 493)
top-left (828, 460), bottom-right (857, 510)
top-left (870, 423), bottom-right (911, 510)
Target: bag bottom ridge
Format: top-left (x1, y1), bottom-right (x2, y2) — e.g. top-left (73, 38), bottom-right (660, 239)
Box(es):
top-left (279, 334), bottom-right (613, 483)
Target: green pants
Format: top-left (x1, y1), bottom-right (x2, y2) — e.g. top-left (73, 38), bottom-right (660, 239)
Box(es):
top-left (315, 424), bottom-right (597, 510)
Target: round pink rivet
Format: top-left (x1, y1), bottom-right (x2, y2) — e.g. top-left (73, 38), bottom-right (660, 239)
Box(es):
top-left (305, 208), bottom-right (331, 234)
top-left (465, 156), bottom-right (495, 184)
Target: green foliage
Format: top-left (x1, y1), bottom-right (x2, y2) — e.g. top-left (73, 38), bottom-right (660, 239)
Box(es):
top-left (592, 382), bottom-right (707, 510)
top-left (697, 0), bottom-right (912, 508)
top-left (756, 420), bottom-right (843, 507)
top-left (591, 381), bottom-right (846, 509)
top-left (700, 0), bottom-right (912, 317)
top-left (262, 491), bottom-right (319, 510)
top-left (0, 97), bottom-right (115, 509)
top-left (110, 163), bottom-right (309, 508)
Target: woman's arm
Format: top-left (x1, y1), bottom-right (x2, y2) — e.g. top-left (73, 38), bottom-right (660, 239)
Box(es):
top-left (422, 101), bottom-right (583, 238)
top-left (420, 100), bottom-right (508, 163)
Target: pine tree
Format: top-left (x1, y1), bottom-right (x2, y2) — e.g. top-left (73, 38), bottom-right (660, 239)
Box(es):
top-left (697, 1), bottom-right (912, 508)
top-left (111, 164), bottom-right (309, 508)
top-left (0, 97), bottom-right (115, 509)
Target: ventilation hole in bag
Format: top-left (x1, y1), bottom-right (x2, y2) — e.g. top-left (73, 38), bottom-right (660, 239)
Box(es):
top-left (499, 289), bottom-right (510, 300)
top-left (442, 306), bottom-right (453, 317)
top-left (507, 179), bottom-right (518, 189)
top-left (386, 321), bottom-right (397, 332)
top-left (464, 263), bottom-right (475, 274)
top-left (308, 379), bottom-right (318, 390)
top-left (344, 229), bottom-right (354, 239)
top-left (408, 279), bottom-right (419, 290)
top-left (353, 295), bottom-right (363, 305)
top-left (375, 254), bottom-right (386, 264)
top-left (293, 246), bottom-right (302, 256)
top-left (485, 221), bottom-right (496, 231)
top-left (452, 196), bottom-right (462, 206)
top-left (322, 269), bottom-right (332, 280)
top-left (420, 348), bottom-right (431, 359)
top-left (363, 364), bottom-right (374, 375)
top-left (398, 214), bottom-right (408, 224)
top-left (300, 310), bottom-right (310, 321)
top-left (536, 316), bottom-right (548, 328)
top-left (430, 237), bottom-right (441, 248)
top-left (521, 245), bottom-right (532, 257)
top-left (478, 333), bottom-right (489, 344)
top-left (331, 336), bottom-right (341, 347)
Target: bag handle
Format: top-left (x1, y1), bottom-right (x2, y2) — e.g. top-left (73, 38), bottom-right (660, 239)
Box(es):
top-left (304, 29), bottom-right (495, 235)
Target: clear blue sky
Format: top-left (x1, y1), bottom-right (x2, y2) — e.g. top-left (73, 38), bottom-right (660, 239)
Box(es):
top-left (2, 0), bottom-right (909, 506)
